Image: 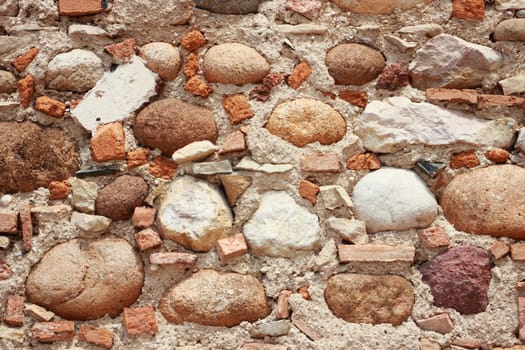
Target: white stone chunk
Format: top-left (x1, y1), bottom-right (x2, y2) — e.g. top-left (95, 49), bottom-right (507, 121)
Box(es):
top-left (70, 211), bottom-right (112, 237)
top-left (235, 156), bottom-right (294, 174)
top-left (326, 217), bottom-right (369, 244)
top-left (69, 178), bottom-right (98, 214)
top-left (171, 140), bottom-right (218, 164)
top-left (319, 185), bottom-right (353, 210)
top-left (25, 304), bottom-right (55, 322)
top-left (68, 24), bottom-right (108, 37)
top-left (499, 71), bottom-right (525, 95)
top-left (496, 0), bottom-right (525, 10)
top-left (192, 160), bottom-right (232, 175)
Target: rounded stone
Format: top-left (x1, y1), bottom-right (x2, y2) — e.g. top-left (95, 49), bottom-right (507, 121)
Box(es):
top-left (159, 269), bottom-right (269, 327)
top-left (493, 19), bottom-right (525, 41)
top-left (326, 43), bottom-right (385, 85)
top-left (195, 0), bottom-right (264, 14)
top-left (352, 167), bottom-right (438, 233)
top-left (46, 49), bottom-right (104, 93)
top-left (0, 121), bottom-right (79, 193)
top-left (266, 98), bottom-right (346, 147)
top-left (26, 237), bottom-right (144, 320)
top-left (203, 43), bottom-right (270, 85)
top-left (95, 175), bottom-right (148, 221)
top-left (134, 98), bottom-right (218, 156)
top-left (440, 165), bottom-right (525, 239)
top-left (325, 274), bottom-right (414, 326)
top-left (0, 70), bottom-right (17, 93)
top-left (158, 176), bottom-right (233, 252)
top-left (139, 42), bottom-right (182, 81)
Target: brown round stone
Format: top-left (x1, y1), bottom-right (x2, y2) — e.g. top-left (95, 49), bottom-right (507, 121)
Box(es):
top-left (134, 98), bottom-right (218, 155)
top-left (139, 42), bottom-right (182, 81)
top-left (95, 175), bottom-right (148, 220)
top-left (26, 237), bottom-right (144, 320)
top-left (326, 43), bottom-right (385, 85)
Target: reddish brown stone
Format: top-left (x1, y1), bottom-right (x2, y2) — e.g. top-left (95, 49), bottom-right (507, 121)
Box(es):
top-left (219, 131), bottom-right (246, 154)
top-left (79, 325), bottom-right (114, 349)
top-left (32, 321), bottom-right (75, 343)
top-left (0, 212), bottom-right (17, 234)
top-left (184, 75), bottom-right (213, 97)
top-left (127, 148), bottom-right (150, 169)
top-left (520, 297), bottom-right (525, 341)
top-left (149, 156), bottom-right (177, 180)
top-left (275, 290), bottom-right (291, 319)
top-left (0, 262), bottom-right (13, 280)
top-left (18, 74), bottom-right (34, 108)
top-left (216, 234), bottom-right (248, 263)
top-left (346, 153), bottom-right (380, 170)
top-left (4, 295), bottom-right (24, 327)
top-left (298, 286), bottom-right (311, 300)
top-left (288, 60), bottom-right (312, 89)
top-left (20, 205), bottom-right (32, 252)
top-left (90, 122), bottom-right (126, 162)
top-left (338, 90), bottom-right (368, 108)
top-left (12, 47), bottom-right (39, 73)
top-left (477, 94), bottom-right (525, 109)
top-left (180, 30), bottom-right (207, 52)
top-left (95, 175), bottom-right (148, 221)
top-left (376, 63), bottom-right (409, 91)
top-left (123, 306), bottom-right (158, 336)
top-left (249, 73), bottom-right (286, 102)
top-left (223, 94), bottom-right (255, 125)
top-left (59, 0), bottom-right (105, 16)
top-left (426, 88), bottom-right (478, 105)
top-left (298, 179), bottom-right (319, 205)
top-left (149, 252), bottom-right (197, 266)
top-left (183, 53), bottom-right (199, 78)
top-left (415, 313), bottom-right (454, 334)
top-left (134, 228), bottom-right (162, 251)
top-left (485, 148), bottom-right (510, 164)
top-left (452, 0), bottom-right (484, 20)
top-left (105, 38), bottom-right (137, 64)
top-left (418, 227), bottom-right (450, 248)
top-left (420, 245), bottom-right (491, 314)
top-left (300, 152), bottom-right (341, 173)
top-left (35, 96), bottom-right (66, 118)
top-left (450, 150), bottom-right (480, 169)
top-left (489, 240), bottom-right (509, 260)
top-left (452, 338), bottom-right (484, 349)
top-left (131, 207), bottom-right (156, 229)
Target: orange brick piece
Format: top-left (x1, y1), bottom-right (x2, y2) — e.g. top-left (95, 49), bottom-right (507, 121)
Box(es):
top-left (219, 131), bottom-right (246, 154)
top-left (339, 90), bottom-right (368, 108)
top-left (415, 313), bottom-right (454, 334)
top-left (449, 150), bottom-right (480, 169)
top-left (132, 207), bottom-right (156, 229)
top-left (223, 94), bottom-right (255, 125)
top-left (452, 0), bottom-right (484, 20)
top-left (184, 75), bottom-right (213, 97)
top-left (79, 325), bottom-right (114, 349)
top-left (300, 152), bottom-right (342, 173)
top-left (275, 290), bottom-right (292, 319)
top-left (19, 205), bottom-right (32, 252)
top-left (149, 252), bottom-right (197, 266)
top-left (216, 233), bottom-right (248, 263)
top-left (0, 212), bottom-right (17, 234)
top-left (32, 321), bottom-right (75, 343)
top-left (477, 94), bottom-right (525, 109)
top-left (4, 295), bottom-right (24, 327)
top-left (418, 227), bottom-right (450, 248)
top-left (288, 60), bottom-right (312, 89)
top-left (180, 30), bottom-right (207, 52)
top-left (298, 286), bottom-right (311, 300)
top-left (134, 228), bottom-right (162, 251)
top-left (18, 74), bottom-right (34, 108)
top-left (35, 96), bottom-right (66, 118)
top-left (48, 180), bottom-right (71, 200)
top-left (338, 244), bottom-right (415, 263)
top-left (12, 47), bottom-right (39, 72)
top-left (346, 153), bottom-right (381, 170)
top-left (127, 148), bottom-right (150, 169)
top-left (425, 88), bottom-right (478, 105)
top-left (90, 122), bottom-right (126, 162)
top-left (489, 240), bottom-right (509, 260)
top-left (183, 52), bottom-right (199, 78)
top-left (123, 306), bottom-right (158, 336)
top-left (511, 243), bottom-right (525, 261)
top-left (485, 148), bottom-right (510, 164)
top-left (149, 156), bottom-right (177, 180)
top-left (105, 38), bottom-right (136, 64)
top-left (58, 0), bottom-right (105, 16)
top-left (0, 261), bottom-right (13, 280)
top-left (298, 179), bottom-right (320, 205)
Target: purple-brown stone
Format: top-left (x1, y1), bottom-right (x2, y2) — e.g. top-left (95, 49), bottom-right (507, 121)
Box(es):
top-left (376, 64), bottom-right (409, 91)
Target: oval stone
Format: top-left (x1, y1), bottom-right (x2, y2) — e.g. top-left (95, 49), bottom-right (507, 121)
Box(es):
top-left (159, 269), bottom-right (269, 327)
top-left (195, 0), bottom-right (264, 14)
top-left (325, 274), bottom-right (414, 326)
top-left (134, 98), bottom-right (218, 156)
top-left (330, 0), bottom-right (434, 14)
top-left (266, 98), bottom-right (347, 147)
top-left (26, 237), bottom-right (144, 320)
top-left (95, 175), bottom-right (148, 221)
top-left (139, 42), bottom-right (182, 81)
top-left (441, 165), bottom-right (525, 239)
top-left (203, 43), bottom-right (270, 85)
top-left (326, 44), bottom-right (385, 85)
top-left (493, 19), bottom-right (525, 42)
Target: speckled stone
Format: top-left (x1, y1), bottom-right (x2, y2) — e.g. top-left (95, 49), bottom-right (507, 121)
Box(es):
top-left (325, 43), bottom-right (385, 85)
top-left (0, 70), bottom-right (17, 93)
top-left (195, 0), bottom-right (264, 14)
top-left (139, 42), bottom-right (182, 81)
top-left (95, 176), bottom-right (148, 221)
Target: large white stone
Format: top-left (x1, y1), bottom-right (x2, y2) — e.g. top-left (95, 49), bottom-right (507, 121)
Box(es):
top-left (496, 0), bottom-right (525, 10)
top-left (69, 178), bottom-right (98, 214)
top-left (158, 176), bottom-right (232, 252)
top-left (352, 168), bottom-right (438, 233)
top-left (71, 56), bottom-right (158, 133)
top-left (243, 191), bottom-right (321, 257)
top-left (355, 97), bottom-right (516, 153)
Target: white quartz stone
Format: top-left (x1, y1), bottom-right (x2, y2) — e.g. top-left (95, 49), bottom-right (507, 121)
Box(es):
top-left (171, 140), bottom-right (218, 164)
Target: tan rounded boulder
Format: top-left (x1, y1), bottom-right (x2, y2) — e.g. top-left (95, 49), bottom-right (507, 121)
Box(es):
top-left (139, 42), bottom-right (182, 80)
top-left (26, 237), bottom-right (144, 320)
top-left (440, 165), bottom-right (525, 239)
top-left (203, 43), bottom-right (270, 85)
top-left (159, 269), bottom-right (269, 327)
top-left (493, 19), bottom-right (525, 42)
top-left (266, 98), bottom-right (346, 147)
top-left (326, 44), bottom-right (385, 85)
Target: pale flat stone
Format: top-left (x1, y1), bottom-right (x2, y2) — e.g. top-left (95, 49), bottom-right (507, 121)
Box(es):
top-left (249, 320), bottom-right (291, 338)
top-left (72, 56), bottom-right (158, 133)
top-left (319, 185), bottom-right (353, 210)
top-left (70, 211), bottom-right (112, 237)
top-left (68, 24), bottom-right (108, 37)
top-left (171, 140), bottom-right (218, 164)
top-left (383, 35), bottom-right (417, 52)
top-left (243, 191), bottom-right (321, 257)
top-left (500, 71), bottom-right (525, 95)
top-left (69, 178), bottom-right (98, 214)
top-left (25, 304), bottom-right (55, 322)
top-left (235, 156), bottom-right (294, 174)
top-left (326, 217), bottom-right (369, 244)
top-left (496, 0), bottom-right (525, 10)
top-left (338, 244), bottom-right (415, 263)
top-left (275, 24), bottom-right (328, 35)
top-left (192, 160), bottom-right (232, 175)
top-left (0, 325), bottom-right (24, 343)
top-left (398, 24), bottom-right (444, 37)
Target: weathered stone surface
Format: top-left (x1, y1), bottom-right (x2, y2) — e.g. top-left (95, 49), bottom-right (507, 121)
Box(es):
top-left (223, 94), bottom-right (255, 125)
top-left (0, 0), bottom-right (18, 16)
top-left (220, 175), bottom-right (252, 207)
top-left (325, 274), bottom-right (414, 325)
top-left (499, 71), bottom-right (525, 95)
top-left (46, 49), bottom-right (103, 93)
top-left (203, 43), bottom-right (270, 85)
top-left (59, 0), bottom-right (105, 16)
top-left (243, 191), bottom-right (321, 257)
top-left (338, 244), bottom-right (415, 264)
top-left (90, 122), bottom-right (126, 162)
top-left (69, 178), bottom-right (97, 214)
top-left (416, 313), bottom-right (454, 334)
top-left (376, 63), bottom-right (409, 90)
top-left (420, 245), bottom-right (491, 314)
top-left (0, 70), bottom-right (17, 93)
top-left (352, 168), bottom-right (437, 233)
top-left (171, 141), bottom-right (217, 164)
top-left (193, 160), bottom-right (232, 175)
top-left (330, 0), bottom-right (433, 14)
top-left (399, 23), bottom-right (444, 37)
top-left (266, 99), bottom-right (346, 147)
top-left (159, 270), bottom-right (269, 326)
top-left (496, 0), bottom-right (525, 9)
top-left (319, 185), bottom-right (352, 210)
top-left (326, 217), bottom-right (368, 244)
top-left (180, 30), bottom-right (207, 52)
top-left (139, 42), bottom-right (182, 81)
top-left (70, 212), bottom-right (112, 237)
top-left (26, 237), bottom-right (144, 320)
top-left (123, 306), bottom-right (157, 336)
top-left (356, 97), bottom-right (515, 153)
top-left (452, 0), bottom-right (484, 20)
top-left (441, 165), bottom-right (525, 239)
top-left (0, 121), bottom-right (79, 193)
top-left (195, 0), bottom-right (264, 14)
top-left (95, 176), bottom-right (148, 221)
top-left (79, 324), bottom-right (114, 349)
top-left (494, 19), bottom-right (525, 41)
top-left (134, 98), bottom-right (218, 156)
top-left (158, 176), bottom-right (233, 252)
top-left (326, 44), bottom-right (385, 85)
top-left (249, 320), bottom-right (291, 338)
top-left (410, 34), bottom-right (501, 89)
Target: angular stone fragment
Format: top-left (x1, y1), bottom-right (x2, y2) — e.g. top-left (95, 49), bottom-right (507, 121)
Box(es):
top-left (249, 320), bottom-right (291, 338)
top-left (220, 175), bottom-right (252, 207)
top-left (346, 153), bottom-right (380, 170)
top-left (477, 94), bottom-right (525, 109)
top-left (12, 47), bottom-right (39, 73)
top-left (499, 71), bottom-right (525, 95)
top-left (298, 179), bottom-right (320, 205)
top-left (4, 295), bottom-right (24, 327)
top-left (339, 90), bottom-right (368, 108)
top-left (416, 313), bottom-right (453, 334)
top-left (0, 70), bottom-right (16, 93)
top-left (219, 131), bottom-right (246, 154)
top-left (338, 244), bottom-right (415, 264)
top-left (420, 245), bottom-right (491, 314)
top-left (105, 38), bottom-right (136, 64)
top-left (288, 60), bottom-right (312, 89)
top-left (79, 325), bottom-right (114, 349)
top-left (46, 49), bottom-right (103, 93)
top-left (180, 30), bottom-right (207, 52)
top-left (132, 207), bottom-right (156, 229)
top-left (150, 252), bottom-right (197, 266)
top-left (69, 178), bottom-right (97, 214)
top-left (90, 122), bottom-right (126, 162)
top-left (18, 74), bottom-right (34, 108)
top-left (511, 243), bottom-right (525, 261)
top-left (195, 0), bottom-right (264, 14)
top-left (149, 156), bottom-right (177, 180)
top-left (193, 160), bottom-right (232, 175)
top-left (301, 152), bottom-right (342, 173)
top-left (35, 96), bottom-right (66, 118)
top-left (223, 94), bottom-right (255, 125)
top-left (59, 0), bottom-right (105, 16)
top-left (376, 63), bottom-right (409, 90)
top-left (249, 73), bottom-right (285, 102)
top-left (123, 306), bottom-right (157, 335)
top-left (139, 42), bottom-right (181, 81)
top-left (25, 304), bottom-right (55, 322)
top-left (134, 228), bottom-right (162, 251)
top-left (20, 206), bottom-right (32, 252)
top-left (418, 227), bottom-right (450, 248)
top-left (452, 0), bottom-right (484, 20)
top-left (275, 290), bottom-right (292, 319)
top-left (286, 0), bottom-right (322, 18)
top-left (159, 270), bottom-right (269, 326)
top-left (96, 175), bottom-right (148, 221)
top-left (326, 217), bottom-right (368, 244)
top-left (127, 148), bottom-right (150, 169)
top-left (70, 212), bottom-right (112, 237)
top-left (0, 212), bottom-right (17, 234)
top-left (216, 233), bottom-right (248, 263)
top-left (171, 140), bottom-right (218, 164)
top-left (489, 240), bottom-right (509, 260)
top-left (235, 157), bottom-right (294, 174)
top-left (325, 274), bottom-right (414, 325)
top-left (496, 0), bottom-right (525, 10)
top-left (319, 185), bottom-right (353, 210)
top-left (184, 75), bottom-right (214, 97)
top-left (330, 0), bottom-right (433, 13)
top-left (494, 19), bottom-right (525, 42)
top-left (326, 44), bottom-right (385, 85)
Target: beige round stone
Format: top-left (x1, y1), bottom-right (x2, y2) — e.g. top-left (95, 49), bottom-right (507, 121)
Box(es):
top-left (0, 70), bottom-right (16, 93)
top-left (26, 237), bottom-right (144, 320)
top-left (494, 19), bottom-right (525, 42)
top-left (203, 43), bottom-right (270, 85)
top-left (326, 44), bottom-right (385, 85)
top-left (441, 165), bottom-right (525, 239)
top-left (325, 273), bottom-right (414, 326)
top-left (266, 98), bottom-right (346, 147)
top-left (139, 42), bottom-right (182, 81)
top-left (159, 269), bottom-right (269, 327)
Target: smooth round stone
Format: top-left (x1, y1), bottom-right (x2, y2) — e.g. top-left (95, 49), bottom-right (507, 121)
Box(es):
top-left (95, 175), bottom-right (148, 220)
top-left (326, 43), bottom-right (385, 85)
top-left (493, 19), bottom-right (525, 41)
top-left (139, 42), bottom-right (182, 81)
top-left (195, 0), bottom-right (264, 14)
top-left (159, 269), bottom-right (269, 327)
top-left (46, 49), bottom-right (103, 92)
top-left (203, 43), bottom-right (270, 85)
top-left (266, 98), bottom-right (346, 147)
top-left (441, 165), bottom-right (525, 239)
top-left (26, 237), bottom-right (144, 320)
top-left (352, 167), bottom-right (438, 233)
top-left (0, 70), bottom-right (16, 93)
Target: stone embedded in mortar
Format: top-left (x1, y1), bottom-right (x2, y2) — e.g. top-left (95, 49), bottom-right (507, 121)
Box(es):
top-left (159, 269), bottom-right (269, 326)
top-left (494, 19), bottom-right (525, 42)
top-left (441, 165), bottom-right (525, 239)
top-left (249, 320), bottom-right (291, 338)
top-left (46, 49), bottom-right (103, 93)
top-left (329, 0), bottom-right (434, 14)
top-left (158, 176), bottom-right (233, 252)
top-left (499, 71), bottom-right (525, 95)
top-left (352, 167), bottom-right (438, 233)
top-left (69, 178), bottom-right (98, 214)
top-left (496, 0), bottom-right (525, 10)
top-left (234, 157), bottom-right (294, 174)
top-left (266, 98), bottom-right (346, 147)
top-left (325, 274), bottom-right (414, 326)
top-left (325, 44), bottom-right (385, 85)
top-left (70, 212), bottom-right (112, 238)
top-left (26, 237), bottom-right (144, 320)
top-left (420, 245), bottom-right (492, 314)
top-left (203, 43), bottom-right (270, 85)
top-left (356, 97), bottom-right (515, 153)
top-left (409, 34), bottom-right (502, 89)
top-left (171, 140), bottom-right (218, 164)
top-left (326, 217), bottom-right (369, 244)
top-left (195, 0), bottom-right (264, 14)
top-left (95, 175), bottom-right (148, 221)
top-left (0, 121), bottom-right (79, 193)
top-left (243, 191), bottom-right (321, 257)
top-left (139, 42), bottom-right (182, 81)
top-left (220, 175), bottom-right (252, 207)
top-left (134, 98), bottom-right (218, 156)
top-left (0, 0), bottom-right (18, 16)
top-left (0, 70), bottom-right (17, 93)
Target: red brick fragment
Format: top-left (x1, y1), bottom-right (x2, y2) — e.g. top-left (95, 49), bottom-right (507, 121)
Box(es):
top-left (18, 74), bottom-right (34, 108)
top-left (288, 60), bottom-right (312, 89)
top-left (48, 180), bottom-right (71, 200)
top-left (59, 0), bottom-right (105, 16)
top-left (452, 338), bottom-right (484, 349)
top-left (520, 297), bottom-right (525, 341)
top-left (346, 153), bottom-right (381, 170)
top-left (376, 63), bottom-right (409, 91)
top-left (425, 88), bottom-right (478, 105)
top-left (477, 94), bottom-right (525, 109)
top-left (300, 152), bottom-right (341, 173)
top-left (134, 228), bottom-right (162, 251)
top-left (450, 150), bottom-right (480, 169)
top-left (415, 313), bottom-right (453, 334)
top-left (132, 207), bottom-right (156, 229)
top-left (149, 156), bottom-right (177, 180)
top-left (511, 243), bottom-right (525, 261)
top-left (19, 205), bottom-right (32, 252)
top-left (249, 73), bottom-right (285, 102)
top-left (216, 233), bottom-right (248, 263)
top-left (0, 212), bottom-right (17, 234)
top-left (105, 38), bottom-right (136, 64)
top-left (452, 0), bottom-right (484, 20)
top-left (0, 261), bottom-right (13, 280)
top-left (485, 148), bottom-right (510, 164)
top-left (183, 53), bottom-right (199, 78)
top-left (90, 122), bottom-right (126, 162)
top-left (79, 325), bottom-right (114, 349)
top-left (12, 47), bottom-right (39, 72)
top-left (149, 252), bottom-right (197, 266)
top-left (184, 75), bottom-right (213, 97)
top-left (338, 90), bottom-right (368, 108)
top-left (35, 96), bottom-right (66, 118)
top-left (127, 148), bottom-right (150, 169)
top-left (180, 30), bottom-right (207, 52)
top-left (275, 290), bottom-right (291, 319)
top-left (418, 227), bottom-right (450, 248)
top-left (219, 131), bottom-right (246, 154)
top-left (489, 240), bottom-right (509, 260)
top-left (298, 180), bottom-right (319, 205)
top-left (32, 321), bottom-right (75, 343)
top-left (123, 306), bottom-right (158, 336)
top-left (4, 295), bottom-right (24, 327)
top-left (223, 94), bottom-right (255, 125)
